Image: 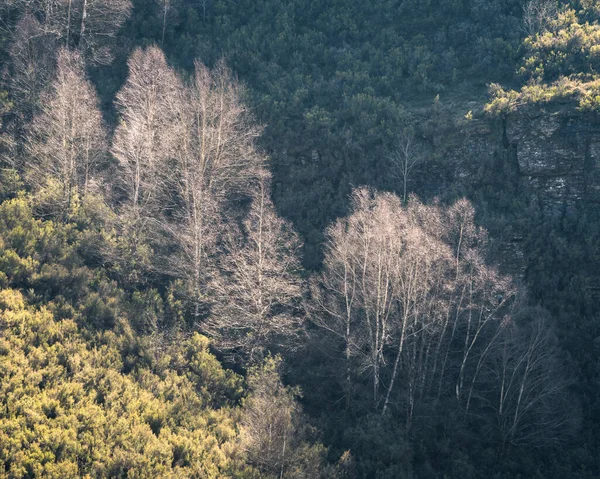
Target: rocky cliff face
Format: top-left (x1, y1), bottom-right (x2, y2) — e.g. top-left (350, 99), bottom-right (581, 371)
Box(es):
top-left (417, 104), bottom-right (600, 280)
top-left (505, 107), bottom-right (600, 212)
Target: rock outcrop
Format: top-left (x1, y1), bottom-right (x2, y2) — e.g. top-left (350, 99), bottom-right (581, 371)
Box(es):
top-left (505, 106), bottom-right (600, 212)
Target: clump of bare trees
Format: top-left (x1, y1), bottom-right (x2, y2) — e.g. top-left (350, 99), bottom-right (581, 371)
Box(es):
top-left (1, 0), bottom-right (132, 176)
top-left (10, 35), bottom-right (572, 454)
top-left (309, 189), bottom-right (453, 414)
top-left (309, 187), bottom-right (571, 446)
top-left (111, 46), bottom-right (273, 324)
top-left (111, 46), bottom-right (180, 275)
top-left (1, 0), bottom-right (131, 110)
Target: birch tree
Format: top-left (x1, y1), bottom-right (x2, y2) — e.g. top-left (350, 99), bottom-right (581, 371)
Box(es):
top-left (25, 47), bottom-right (106, 217)
top-left (489, 307), bottom-right (573, 450)
top-left (3, 15), bottom-right (57, 123)
top-left (111, 46), bottom-right (180, 278)
top-left (34, 0), bottom-right (131, 64)
top-left (112, 46), bottom-right (179, 218)
top-left (522, 0), bottom-right (558, 35)
top-left (241, 357), bottom-right (329, 478)
top-left (164, 58), bottom-right (264, 318)
top-left (156, 0), bottom-right (179, 44)
top-left (389, 128), bottom-right (424, 203)
top-left (204, 175), bottom-right (304, 363)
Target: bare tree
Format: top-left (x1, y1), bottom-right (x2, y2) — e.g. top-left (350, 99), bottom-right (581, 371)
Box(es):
top-left (25, 47), bottom-right (106, 217)
top-left (241, 357), bottom-right (329, 479)
top-left (156, 0), bottom-right (179, 44)
top-left (242, 358), bottom-right (300, 478)
top-left (522, 0), bottom-right (558, 36)
top-left (488, 307), bottom-right (574, 451)
top-left (3, 15), bottom-right (57, 123)
top-left (204, 175), bottom-right (304, 363)
top-left (164, 58), bottom-right (264, 318)
top-left (160, 0), bottom-right (169, 44)
top-left (17, 0), bottom-right (131, 64)
top-left (389, 128), bottom-right (424, 203)
top-left (308, 219), bottom-right (361, 408)
top-left (200, 0), bottom-right (208, 23)
top-left (110, 46), bottom-right (180, 279)
top-left (112, 46), bottom-right (180, 221)
top-left (75, 0), bottom-right (131, 64)
top-left (456, 258), bottom-right (516, 411)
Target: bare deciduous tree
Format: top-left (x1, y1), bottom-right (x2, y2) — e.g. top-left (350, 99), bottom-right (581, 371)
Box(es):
top-left (3, 15), bottom-right (57, 123)
top-left (200, 0), bottom-right (209, 23)
top-left (381, 199), bottom-right (452, 419)
top-left (389, 128), bottom-right (424, 203)
top-left (488, 307), bottom-right (574, 451)
top-left (522, 0), bottom-right (558, 36)
top-left (241, 357), bottom-right (329, 478)
top-left (110, 46), bottom-right (180, 280)
top-left (160, 0), bottom-right (170, 44)
top-left (164, 58), bottom-right (264, 318)
top-left (204, 175), bottom-right (304, 363)
top-left (25, 47), bottom-right (106, 217)
top-left (156, 0), bottom-right (178, 44)
top-left (37, 0), bottom-right (131, 64)
top-left (112, 46), bottom-right (179, 220)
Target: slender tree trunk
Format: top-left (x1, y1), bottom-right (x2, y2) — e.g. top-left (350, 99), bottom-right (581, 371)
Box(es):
top-left (279, 426), bottom-right (287, 479)
top-left (79, 0), bottom-right (88, 47)
top-left (345, 317), bottom-right (352, 408)
top-left (403, 162), bottom-right (408, 203)
top-left (382, 309), bottom-right (408, 415)
top-left (66, 0), bottom-right (72, 47)
top-left (161, 0), bottom-right (168, 44)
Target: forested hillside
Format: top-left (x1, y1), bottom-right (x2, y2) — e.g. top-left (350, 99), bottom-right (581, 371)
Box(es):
top-left (0, 0), bottom-right (599, 477)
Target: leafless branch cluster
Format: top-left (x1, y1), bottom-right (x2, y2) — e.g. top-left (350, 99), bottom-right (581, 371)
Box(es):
top-left (164, 58), bottom-right (264, 307)
top-left (389, 128), bottom-right (424, 203)
top-left (204, 175), bottom-right (304, 363)
top-left (25, 47), bottom-right (107, 217)
top-left (486, 307), bottom-right (575, 449)
top-left (522, 0), bottom-right (558, 36)
top-left (2, 15), bottom-right (57, 123)
top-left (241, 358), bottom-right (329, 478)
top-left (308, 187), bottom-right (571, 445)
top-left (2, 0), bottom-right (131, 66)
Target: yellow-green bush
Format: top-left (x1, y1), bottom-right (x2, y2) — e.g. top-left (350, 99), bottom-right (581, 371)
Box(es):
top-left (0, 289), bottom-right (253, 478)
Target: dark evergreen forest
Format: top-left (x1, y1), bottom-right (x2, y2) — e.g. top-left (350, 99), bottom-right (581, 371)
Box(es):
top-left (0, 0), bottom-right (599, 477)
